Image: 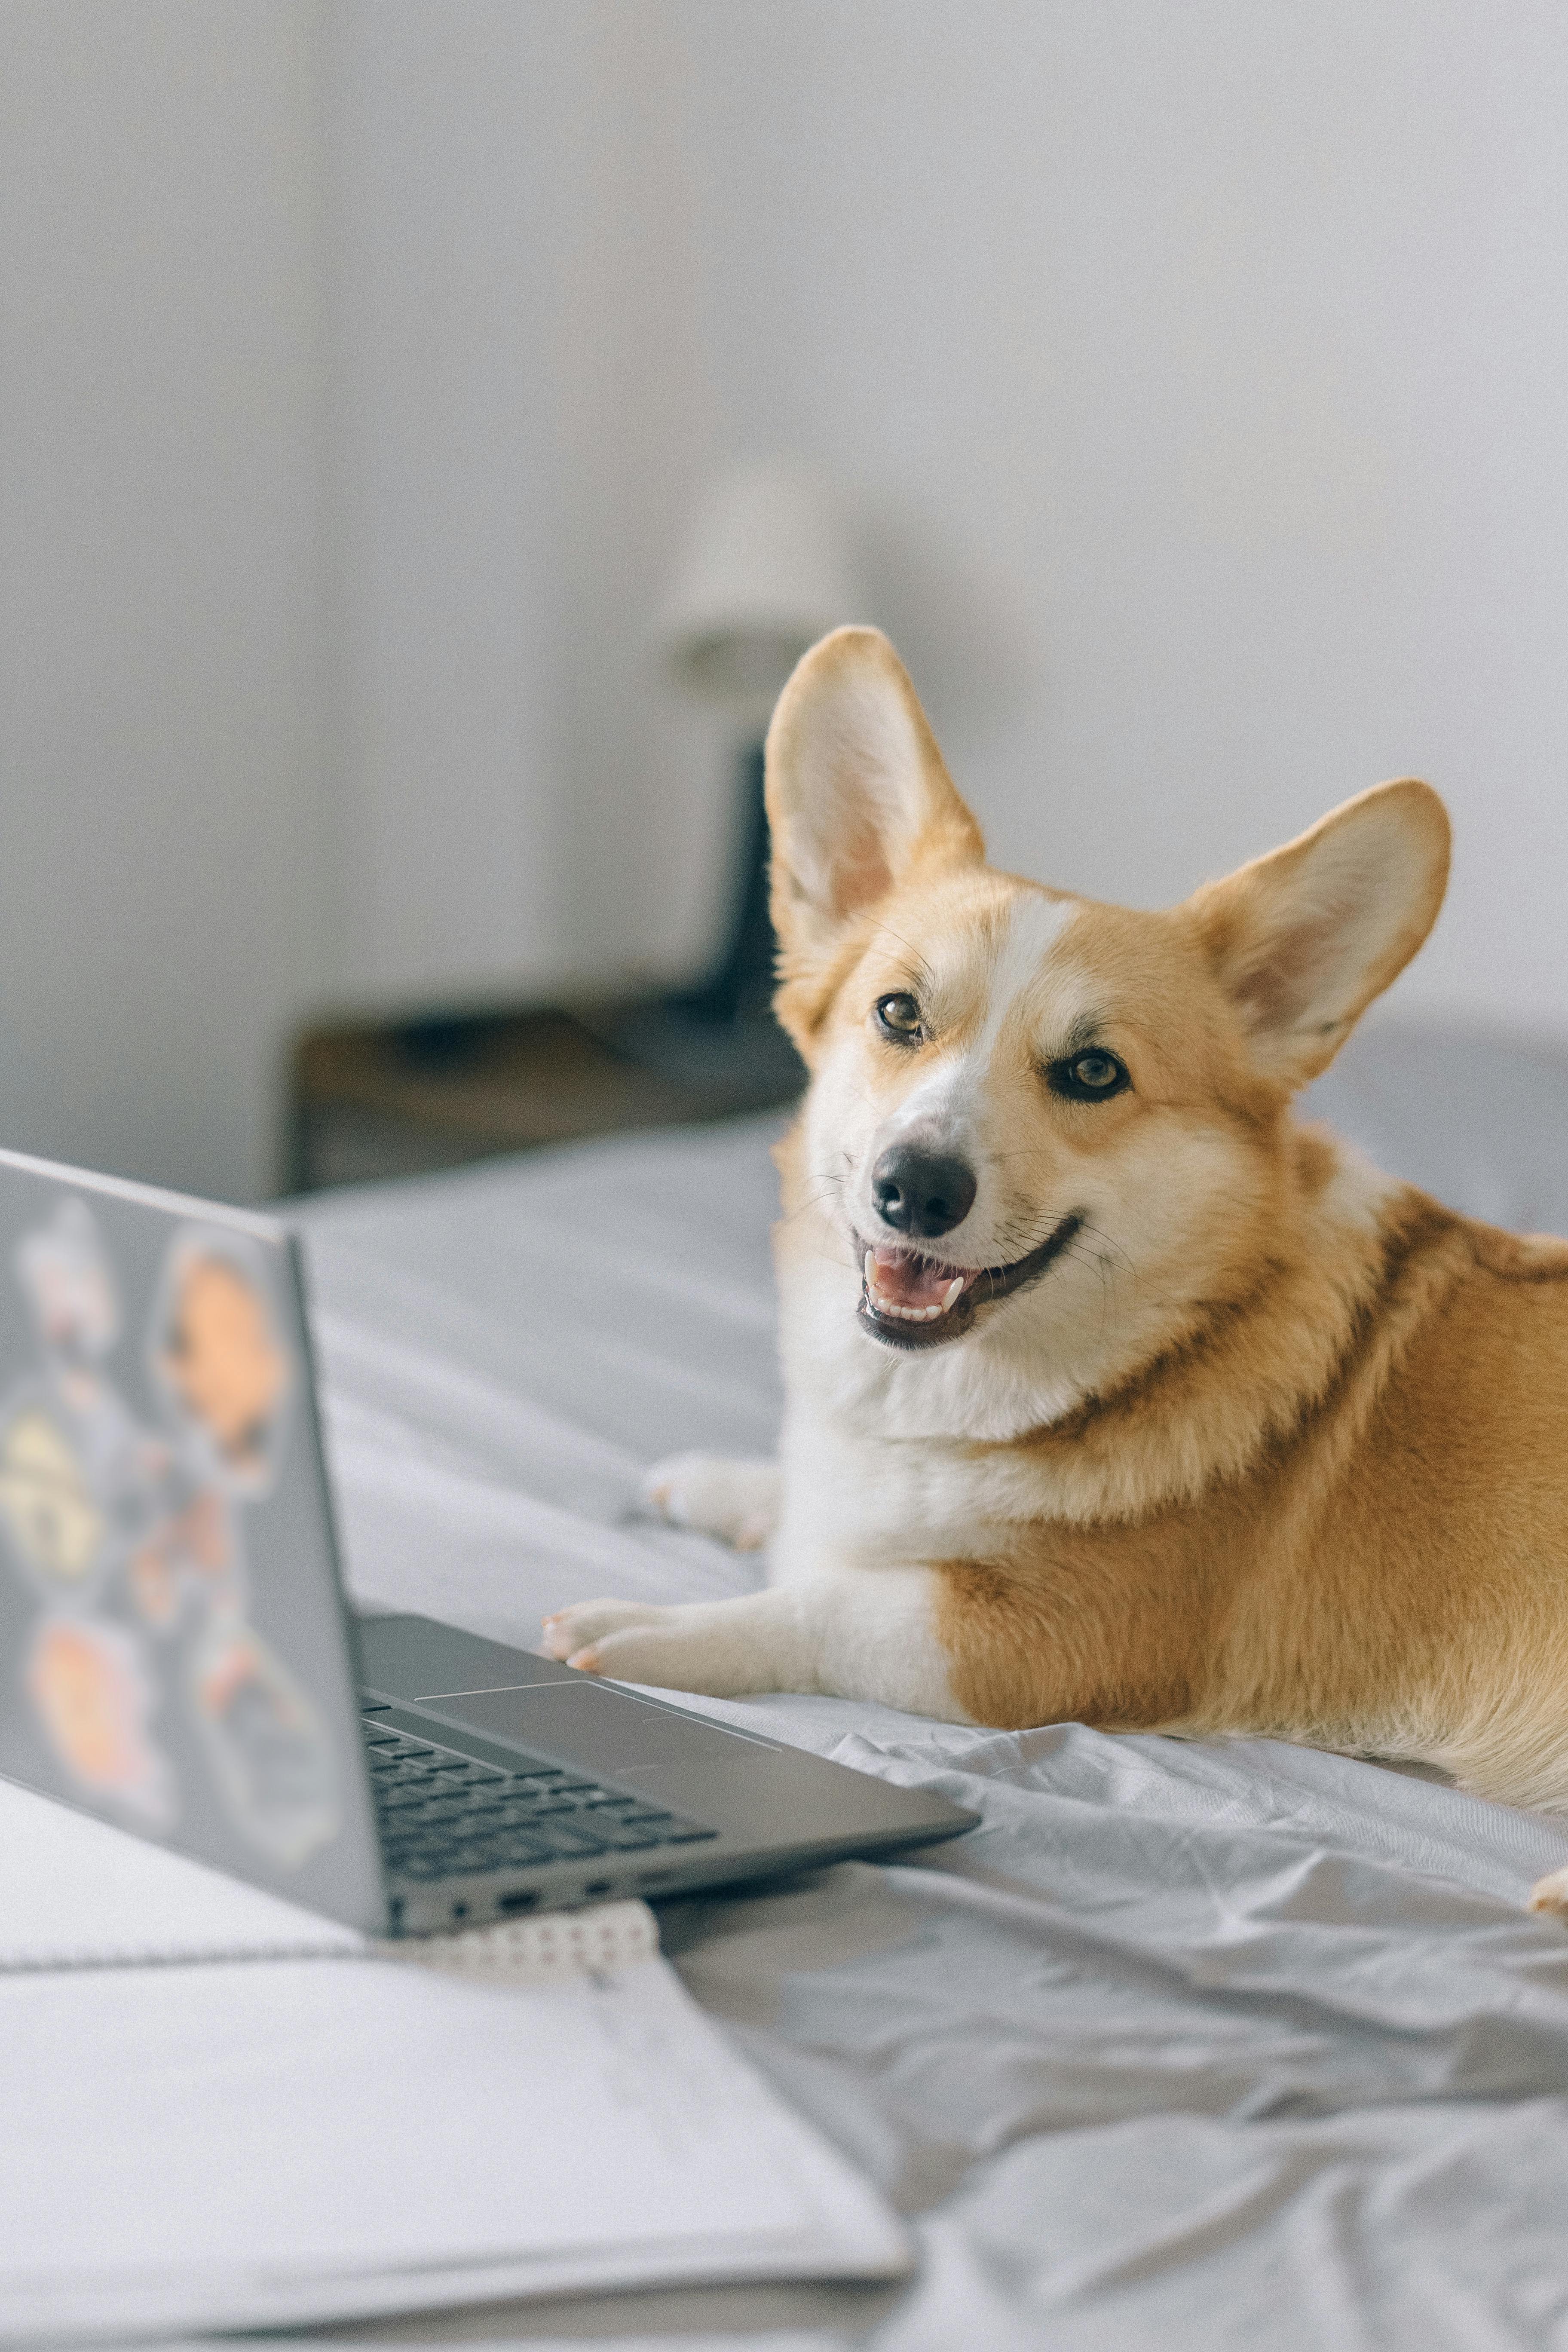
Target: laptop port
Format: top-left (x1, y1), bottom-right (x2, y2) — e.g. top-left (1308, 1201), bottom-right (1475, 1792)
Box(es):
top-left (582, 1879), bottom-right (613, 1897)
top-left (497, 1890), bottom-right (539, 1914)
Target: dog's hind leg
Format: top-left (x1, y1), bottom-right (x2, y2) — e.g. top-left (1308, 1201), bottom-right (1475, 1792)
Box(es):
top-left (640, 1453), bottom-right (781, 1551)
top-left (541, 1566), bottom-right (971, 1718)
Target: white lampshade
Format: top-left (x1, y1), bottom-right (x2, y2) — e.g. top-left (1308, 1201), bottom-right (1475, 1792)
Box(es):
top-left (657, 462), bottom-right (860, 716)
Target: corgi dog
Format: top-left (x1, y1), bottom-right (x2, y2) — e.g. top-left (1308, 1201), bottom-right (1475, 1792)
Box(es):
top-left (544, 626), bottom-right (1568, 1914)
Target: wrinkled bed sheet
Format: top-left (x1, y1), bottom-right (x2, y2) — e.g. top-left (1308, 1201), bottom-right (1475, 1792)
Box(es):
top-left (290, 1027), bottom-right (1568, 2351)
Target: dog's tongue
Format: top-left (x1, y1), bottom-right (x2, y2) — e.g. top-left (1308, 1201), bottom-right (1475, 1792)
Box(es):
top-left (866, 1244), bottom-right (968, 1313)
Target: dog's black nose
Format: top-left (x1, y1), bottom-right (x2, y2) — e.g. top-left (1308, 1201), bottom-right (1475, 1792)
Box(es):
top-left (871, 1148), bottom-right (977, 1239)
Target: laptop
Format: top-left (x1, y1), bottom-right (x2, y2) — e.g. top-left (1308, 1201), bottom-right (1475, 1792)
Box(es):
top-left (0, 1145), bottom-right (975, 1935)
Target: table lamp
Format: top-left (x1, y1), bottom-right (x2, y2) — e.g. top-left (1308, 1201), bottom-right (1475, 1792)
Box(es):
top-left (661, 462), bottom-right (858, 1018)
top-left (604, 464), bottom-right (859, 1092)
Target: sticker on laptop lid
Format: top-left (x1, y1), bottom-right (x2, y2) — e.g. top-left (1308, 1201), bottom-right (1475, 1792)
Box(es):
top-left (0, 1197), bottom-right (339, 1870)
top-left (187, 1613), bottom-right (339, 1866)
top-left (25, 1613), bottom-right (175, 1826)
top-left (150, 1227), bottom-right (293, 1499)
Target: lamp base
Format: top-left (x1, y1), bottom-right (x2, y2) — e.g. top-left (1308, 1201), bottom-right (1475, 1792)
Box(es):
top-left (583, 737), bottom-right (805, 1105)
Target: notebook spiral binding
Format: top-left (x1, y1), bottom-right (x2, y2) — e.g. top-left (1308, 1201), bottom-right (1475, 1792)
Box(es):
top-left (0, 1897), bottom-right (660, 1979)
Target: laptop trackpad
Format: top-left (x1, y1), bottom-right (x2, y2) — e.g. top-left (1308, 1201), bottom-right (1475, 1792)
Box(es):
top-left (424, 1681), bottom-right (780, 1781)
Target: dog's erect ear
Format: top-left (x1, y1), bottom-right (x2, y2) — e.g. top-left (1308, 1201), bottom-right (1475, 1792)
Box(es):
top-left (765, 628), bottom-right (984, 985)
top-left (1188, 779), bottom-right (1451, 1090)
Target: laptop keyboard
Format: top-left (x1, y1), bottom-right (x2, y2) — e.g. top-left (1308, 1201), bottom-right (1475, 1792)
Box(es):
top-left (361, 1716), bottom-right (719, 1882)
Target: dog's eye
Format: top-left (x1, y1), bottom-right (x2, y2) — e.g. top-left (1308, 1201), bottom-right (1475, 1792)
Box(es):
top-left (875, 993), bottom-right (924, 1042)
top-left (1049, 1050), bottom-right (1130, 1101)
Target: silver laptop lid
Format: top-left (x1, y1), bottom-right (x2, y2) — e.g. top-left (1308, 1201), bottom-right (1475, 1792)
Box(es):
top-left (0, 1147), bottom-right (386, 1933)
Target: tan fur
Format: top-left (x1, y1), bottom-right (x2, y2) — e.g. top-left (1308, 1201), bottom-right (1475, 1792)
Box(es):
top-left (545, 626), bottom-right (1568, 1910)
top-left (769, 635), bottom-right (1568, 1802)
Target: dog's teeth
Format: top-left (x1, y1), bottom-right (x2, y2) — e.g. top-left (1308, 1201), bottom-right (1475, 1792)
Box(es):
top-left (863, 1265), bottom-right (970, 1326)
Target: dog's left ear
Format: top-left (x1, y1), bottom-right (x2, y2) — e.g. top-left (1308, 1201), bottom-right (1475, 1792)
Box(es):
top-left (1188, 779), bottom-right (1451, 1090)
top-left (765, 628), bottom-right (984, 1004)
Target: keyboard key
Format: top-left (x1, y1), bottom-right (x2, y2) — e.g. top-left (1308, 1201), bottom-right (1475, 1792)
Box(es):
top-left (376, 1730), bottom-right (720, 1885)
top-left (531, 1821), bottom-right (611, 1857)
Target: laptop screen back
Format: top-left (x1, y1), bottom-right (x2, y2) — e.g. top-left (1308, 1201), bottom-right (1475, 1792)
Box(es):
top-left (0, 1149), bottom-right (385, 1932)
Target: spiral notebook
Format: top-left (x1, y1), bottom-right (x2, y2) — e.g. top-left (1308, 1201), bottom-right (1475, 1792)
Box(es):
top-left (0, 1778), bottom-right (910, 2345)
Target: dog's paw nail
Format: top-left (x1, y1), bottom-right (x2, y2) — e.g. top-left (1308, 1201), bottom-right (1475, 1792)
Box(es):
top-left (734, 1515), bottom-right (770, 1551)
top-left (1528, 1865), bottom-right (1568, 1916)
top-left (567, 1646), bottom-right (602, 1673)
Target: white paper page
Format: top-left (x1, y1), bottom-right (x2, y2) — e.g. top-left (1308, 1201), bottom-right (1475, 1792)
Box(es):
top-left (0, 1951), bottom-right (908, 2343)
top-left (0, 1775), bottom-right (364, 1967)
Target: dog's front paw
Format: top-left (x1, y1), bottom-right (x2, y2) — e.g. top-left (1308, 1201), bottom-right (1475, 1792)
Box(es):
top-left (541, 1599), bottom-right (672, 1669)
top-left (540, 1595), bottom-right (765, 1694)
top-left (640, 1452), bottom-right (781, 1550)
top-left (1529, 1863), bottom-right (1568, 1920)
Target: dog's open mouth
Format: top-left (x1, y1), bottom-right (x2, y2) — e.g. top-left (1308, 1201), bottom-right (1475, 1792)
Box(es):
top-left (857, 1214), bottom-right (1084, 1351)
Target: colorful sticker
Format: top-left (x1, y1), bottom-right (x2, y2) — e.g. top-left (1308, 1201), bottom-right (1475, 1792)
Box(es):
top-left (0, 1198), bottom-right (337, 1875)
top-left (17, 1197), bottom-right (120, 1366)
top-left (150, 1231), bottom-right (292, 1497)
top-left (188, 1617), bottom-right (338, 1866)
top-left (126, 1479), bottom-right (244, 1628)
top-left (6, 1203), bottom-right (172, 1587)
top-left (26, 1615), bottom-right (175, 1825)
top-left (0, 1405), bottom-right (107, 1592)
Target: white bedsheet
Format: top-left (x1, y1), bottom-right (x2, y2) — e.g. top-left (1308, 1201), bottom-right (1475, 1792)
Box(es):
top-left (293, 1060), bottom-right (1568, 2350)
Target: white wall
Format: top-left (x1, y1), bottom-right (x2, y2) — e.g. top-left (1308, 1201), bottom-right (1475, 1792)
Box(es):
top-left (0, 0), bottom-right (330, 1200)
top-left (6, 3), bottom-right (1567, 1205)
top-left (669, 0), bottom-right (1568, 1032)
top-left (327, 0), bottom-right (733, 1010)
top-left (336, 0), bottom-right (1568, 1032)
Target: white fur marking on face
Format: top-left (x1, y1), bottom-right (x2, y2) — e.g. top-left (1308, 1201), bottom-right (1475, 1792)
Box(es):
top-left (972, 894), bottom-right (1080, 1066)
top-left (887, 893), bottom-right (1078, 1142)
top-left (868, 894), bottom-right (1081, 1250)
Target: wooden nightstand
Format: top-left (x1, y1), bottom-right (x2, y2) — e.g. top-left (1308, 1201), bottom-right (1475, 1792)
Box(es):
top-left (286, 998), bottom-right (805, 1193)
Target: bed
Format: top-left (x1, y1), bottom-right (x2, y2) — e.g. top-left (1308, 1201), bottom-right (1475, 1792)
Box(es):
top-left (293, 1015), bottom-right (1568, 2349)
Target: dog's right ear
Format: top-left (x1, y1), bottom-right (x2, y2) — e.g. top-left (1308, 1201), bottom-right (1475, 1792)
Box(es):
top-left (764, 628), bottom-right (984, 1015)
